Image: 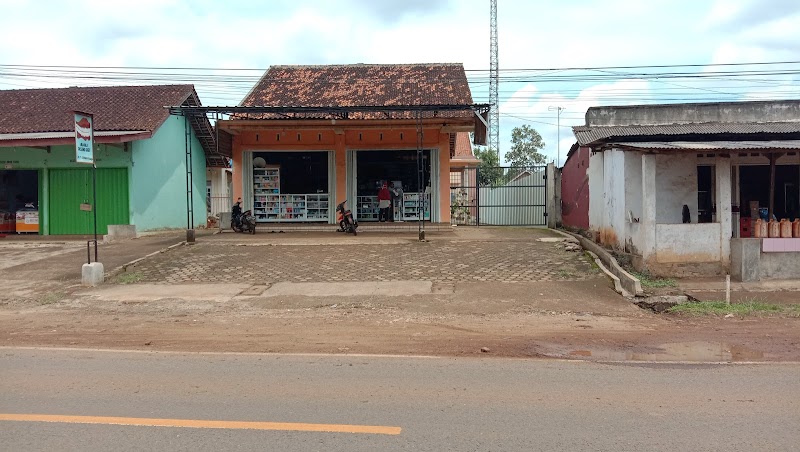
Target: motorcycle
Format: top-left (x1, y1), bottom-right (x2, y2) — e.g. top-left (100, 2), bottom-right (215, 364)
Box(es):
top-left (232, 209), bottom-right (257, 234)
top-left (336, 201), bottom-right (358, 235)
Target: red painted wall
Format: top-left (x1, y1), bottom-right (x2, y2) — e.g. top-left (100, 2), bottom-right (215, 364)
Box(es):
top-left (560, 146), bottom-right (590, 229)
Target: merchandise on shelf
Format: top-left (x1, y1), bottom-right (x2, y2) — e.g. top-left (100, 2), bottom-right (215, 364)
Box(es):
top-left (15, 204), bottom-right (39, 233)
top-left (253, 166), bottom-right (282, 221)
top-left (402, 192), bottom-right (431, 221)
top-left (0, 211), bottom-right (14, 234)
top-left (356, 196), bottom-right (379, 221)
top-left (252, 165), bottom-right (330, 222)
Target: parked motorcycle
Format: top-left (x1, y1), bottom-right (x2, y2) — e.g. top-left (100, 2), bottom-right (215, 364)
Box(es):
top-left (231, 207), bottom-right (257, 234)
top-left (336, 201), bottom-right (358, 236)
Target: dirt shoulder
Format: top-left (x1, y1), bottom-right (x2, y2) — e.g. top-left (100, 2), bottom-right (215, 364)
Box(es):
top-left (2, 283), bottom-right (799, 362)
top-left (2, 228), bottom-right (799, 362)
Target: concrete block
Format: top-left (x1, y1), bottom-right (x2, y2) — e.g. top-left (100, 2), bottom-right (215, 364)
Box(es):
top-left (104, 224), bottom-right (136, 243)
top-left (81, 262), bottom-right (105, 287)
top-left (219, 212), bottom-right (232, 230)
top-left (730, 238), bottom-right (760, 282)
top-left (635, 295), bottom-right (689, 313)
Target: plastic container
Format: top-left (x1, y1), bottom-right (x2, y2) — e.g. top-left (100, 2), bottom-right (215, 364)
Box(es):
top-left (780, 219), bottom-right (792, 238)
top-left (768, 219), bottom-right (780, 238)
top-left (754, 219), bottom-right (766, 238)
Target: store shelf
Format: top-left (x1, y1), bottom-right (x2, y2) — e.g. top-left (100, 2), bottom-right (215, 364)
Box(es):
top-left (253, 166), bottom-right (281, 221)
top-left (357, 196), bottom-right (379, 221)
top-left (402, 192), bottom-right (431, 221)
top-left (306, 193), bottom-right (330, 221)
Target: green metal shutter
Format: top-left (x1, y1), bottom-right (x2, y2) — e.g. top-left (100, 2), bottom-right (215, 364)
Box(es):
top-left (48, 168), bottom-right (129, 235)
top-left (95, 168), bottom-right (129, 234)
top-left (49, 169), bottom-right (91, 235)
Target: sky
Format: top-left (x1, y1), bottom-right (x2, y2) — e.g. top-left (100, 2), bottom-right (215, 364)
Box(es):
top-left (1, 0), bottom-right (799, 166)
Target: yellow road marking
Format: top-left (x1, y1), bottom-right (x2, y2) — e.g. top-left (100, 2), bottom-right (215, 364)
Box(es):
top-left (0, 414), bottom-right (401, 435)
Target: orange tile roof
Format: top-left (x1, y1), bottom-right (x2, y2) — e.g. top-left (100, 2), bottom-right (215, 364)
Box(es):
top-left (0, 84), bottom-right (196, 133)
top-left (237, 64), bottom-right (474, 120)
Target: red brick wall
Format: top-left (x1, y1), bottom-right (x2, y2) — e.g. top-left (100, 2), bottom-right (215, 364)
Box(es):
top-left (560, 146), bottom-right (590, 229)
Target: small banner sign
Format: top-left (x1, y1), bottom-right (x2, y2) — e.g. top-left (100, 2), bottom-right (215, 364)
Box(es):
top-left (74, 112), bottom-right (94, 164)
top-left (80, 203), bottom-right (93, 212)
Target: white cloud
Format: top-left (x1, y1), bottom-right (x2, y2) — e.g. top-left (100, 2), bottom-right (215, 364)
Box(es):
top-left (1, 0), bottom-right (798, 152)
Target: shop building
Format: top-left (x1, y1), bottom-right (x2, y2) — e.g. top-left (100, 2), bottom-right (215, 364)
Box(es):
top-left (0, 85), bottom-right (227, 235)
top-left (565, 100), bottom-right (800, 280)
top-left (217, 63), bottom-right (485, 225)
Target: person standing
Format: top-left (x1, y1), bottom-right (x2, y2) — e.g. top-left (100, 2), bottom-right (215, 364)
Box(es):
top-left (378, 183), bottom-right (391, 222)
top-left (232, 197), bottom-right (243, 229)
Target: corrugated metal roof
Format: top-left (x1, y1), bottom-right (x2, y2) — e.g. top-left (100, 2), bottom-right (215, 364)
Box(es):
top-left (613, 140), bottom-right (800, 151)
top-left (573, 122), bottom-right (800, 146)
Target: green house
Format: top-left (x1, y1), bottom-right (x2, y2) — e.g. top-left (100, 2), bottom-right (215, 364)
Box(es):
top-left (0, 85), bottom-right (229, 235)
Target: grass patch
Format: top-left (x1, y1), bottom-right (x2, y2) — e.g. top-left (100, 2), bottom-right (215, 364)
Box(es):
top-left (668, 300), bottom-right (799, 317)
top-left (115, 271), bottom-right (143, 285)
top-left (38, 292), bottom-right (65, 305)
top-left (557, 269), bottom-right (575, 279)
top-left (632, 271), bottom-right (677, 289)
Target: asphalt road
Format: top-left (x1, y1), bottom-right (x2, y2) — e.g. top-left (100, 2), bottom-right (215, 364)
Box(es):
top-left (1, 349), bottom-right (798, 451)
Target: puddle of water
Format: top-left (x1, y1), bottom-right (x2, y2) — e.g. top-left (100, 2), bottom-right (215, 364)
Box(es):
top-left (565, 341), bottom-right (765, 362)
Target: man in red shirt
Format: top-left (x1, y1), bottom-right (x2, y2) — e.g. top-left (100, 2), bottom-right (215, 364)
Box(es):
top-left (378, 183), bottom-right (392, 222)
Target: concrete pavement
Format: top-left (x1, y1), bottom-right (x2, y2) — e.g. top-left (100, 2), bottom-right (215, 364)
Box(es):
top-left (0, 232), bottom-right (186, 303)
top-left (123, 228), bottom-right (599, 284)
top-left (2, 348), bottom-right (798, 451)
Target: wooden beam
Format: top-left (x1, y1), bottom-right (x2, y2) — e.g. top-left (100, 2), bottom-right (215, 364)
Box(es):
top-left (769, 154), bottom-right (776, 220)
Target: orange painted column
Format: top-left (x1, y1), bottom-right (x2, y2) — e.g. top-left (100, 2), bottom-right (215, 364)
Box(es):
top-left (232, 136), bottom-right (243, 202)
top-left (335, 133), bottom-right (347, 205)
top-left (438, 133), bottom-right (451, 224)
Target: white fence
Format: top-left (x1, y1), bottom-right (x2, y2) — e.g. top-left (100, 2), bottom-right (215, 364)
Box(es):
top-left (208, 195), bottom-right (232, 217)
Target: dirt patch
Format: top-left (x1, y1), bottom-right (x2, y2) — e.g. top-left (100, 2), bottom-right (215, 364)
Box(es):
top-left (1, 292), bottom-right (799, 361)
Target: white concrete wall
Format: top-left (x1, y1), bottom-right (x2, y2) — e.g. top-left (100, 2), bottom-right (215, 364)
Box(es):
top-left (716, 157), bottom-right (732, 266)
top-left (622, 151), bottom-right (645, 253)
top-left (656, 223), bottom-right (722, 263)
top-left (656, 153), bottom-right (698, 223)
top-left (588, 150), bottom-right (604, 230)
top-left (624, 151), bottom-right (643, 220)
top-left (207, 168), bottom-right (232, 216)
top-left (640, 154), bottom-right (658, 260)
top-left (601, 149), bottom-right (627, 248)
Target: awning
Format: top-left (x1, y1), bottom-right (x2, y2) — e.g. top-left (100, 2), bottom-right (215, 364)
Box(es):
top-left (611, 140), bottom-right (800, 152)
top-left (0, 130), bottom-right (150, 147)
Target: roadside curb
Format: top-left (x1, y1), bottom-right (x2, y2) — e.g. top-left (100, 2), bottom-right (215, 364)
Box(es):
top-left (554, 229), bottom-right (643, 296)
top-left (585, 250), bottom-right (627, 296)
top-left (105, 241), bottom-right (186, 279)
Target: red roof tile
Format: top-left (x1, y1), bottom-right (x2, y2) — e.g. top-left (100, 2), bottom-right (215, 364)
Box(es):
top-left (241, 64), bottom-right (474, 115)
top-left (0, 84), bottom-right (196, 134)
top-left (453, 132), bottom-right (475, 158)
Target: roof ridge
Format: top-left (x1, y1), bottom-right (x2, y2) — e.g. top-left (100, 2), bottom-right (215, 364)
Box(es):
top-left (579, 120), bottom-right (800, 128)
top-left (588, 99), bottom-right (800, 110)
top-left (0, 84), bottom-right (195, 93)
top-left (268, 63), bottom-right (464, 70)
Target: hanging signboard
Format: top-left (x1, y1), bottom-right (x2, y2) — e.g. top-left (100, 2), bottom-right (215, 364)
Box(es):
top-left (74, 112), bottom-right (94, 164)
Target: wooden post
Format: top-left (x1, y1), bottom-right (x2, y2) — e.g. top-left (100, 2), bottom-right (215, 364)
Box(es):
top-left (769, 154), bottom-right (776, 220)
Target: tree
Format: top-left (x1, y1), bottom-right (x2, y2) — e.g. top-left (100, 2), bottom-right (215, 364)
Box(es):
top-left (506, 125), bottom-right (546, 170)
top-left (473, 147), bottom-right (505, 186)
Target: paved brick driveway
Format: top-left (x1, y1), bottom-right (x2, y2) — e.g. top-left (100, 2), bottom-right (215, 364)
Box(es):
top-left (128, 231), bottom-right (599, 284)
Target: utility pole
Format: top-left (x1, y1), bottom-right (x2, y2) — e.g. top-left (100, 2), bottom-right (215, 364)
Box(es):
top-left (549, 106), bottom-right (564, 167)
top-left (489, 0), bottom-right (499, 158)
